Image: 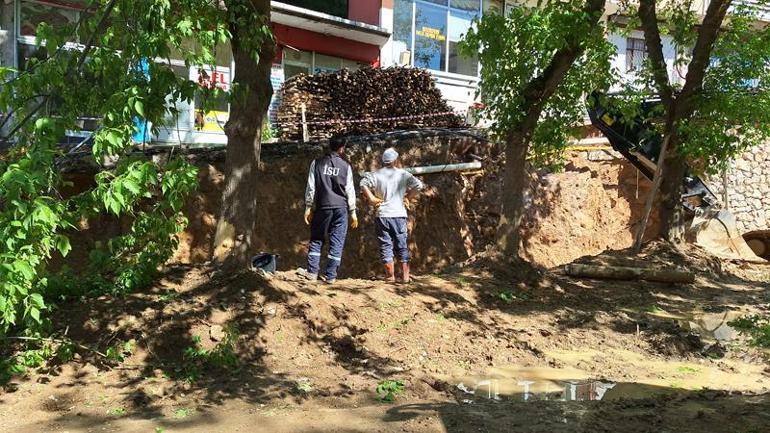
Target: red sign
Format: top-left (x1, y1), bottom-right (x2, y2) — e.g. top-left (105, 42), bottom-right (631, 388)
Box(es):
top-left (197, 69), bottom-right (229, 91)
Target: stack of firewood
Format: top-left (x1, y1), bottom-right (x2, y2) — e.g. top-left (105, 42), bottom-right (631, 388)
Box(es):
top-left (276, 67), bottom-right (464, 141)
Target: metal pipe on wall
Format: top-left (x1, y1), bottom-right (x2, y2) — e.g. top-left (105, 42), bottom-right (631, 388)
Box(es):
top-left (405, 161), bottom-right (482, 175)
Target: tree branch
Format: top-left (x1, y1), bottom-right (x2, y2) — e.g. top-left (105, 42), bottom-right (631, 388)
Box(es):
top-left (638, 0), bottom-right (674, 107)
top-left (525, 0), bottom-right (607, 105)
top-left (519, 0), bottom-right (606, 128)
top-left (678, 0), bottom-right (732, 114)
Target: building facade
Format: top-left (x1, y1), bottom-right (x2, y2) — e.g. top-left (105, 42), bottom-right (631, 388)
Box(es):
top-left (0, 1), bottom-right (766, 144)
top-left (0, 0), bottom-right (505, 145)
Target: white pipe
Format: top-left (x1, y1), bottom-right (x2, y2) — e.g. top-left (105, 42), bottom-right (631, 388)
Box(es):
top-left (405, 161), bottom-right (482, 175)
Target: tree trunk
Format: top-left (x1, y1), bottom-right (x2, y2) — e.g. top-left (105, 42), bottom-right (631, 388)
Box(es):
top-left (658, 146), bottom-right (689, 242)
top-left (637, 0), bottom-right (732, 245)
top-left (496, 129), bottom-right (531, 257)
top-left (213, 0), bottom-right (275, 268)
top-left (493, 0), bottom-right (606, 259)
top-left (564, 263), bottom-right (695, 284)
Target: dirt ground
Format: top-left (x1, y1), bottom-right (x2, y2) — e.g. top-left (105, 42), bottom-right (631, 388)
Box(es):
top-left (2, 243), bottom-right (769, 433)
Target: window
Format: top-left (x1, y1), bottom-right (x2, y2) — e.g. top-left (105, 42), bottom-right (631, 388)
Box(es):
top-left (193, 66), bottom-right (230, 132)
top-left (282, 49), bottom-right (362, 80)
top-left (626, 38), bottom-right (648, 72)
top-left (314, 54), bottom-right (342, 74)
top-left (414, 2), bottom-right (447, 71)
top-left (393, 0), bottom-right (482, 76)
top-left (19, 0), bottom-right (92, 41)
top-left (281, 0), bottom-right (348, 18)
top-left (283, 49), bottom-right (313, 79)
top-left (393, 0), bottom-right (414, 66)
top-left (504, 1), bottom-right (515, 16)
top-left (17, 43), bottom-right (47, 71)
top-left (448, 7), bottom-right (478, 76)
top-left (17, 1), bottom-right (92, 73)
top-left (162, 64), bottom-right (192, 128)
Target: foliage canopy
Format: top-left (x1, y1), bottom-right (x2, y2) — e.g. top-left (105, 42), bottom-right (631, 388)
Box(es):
top-left (460, 0), bottom-right (616, 167)
top-left (0, 0), bottom-right (268, 344)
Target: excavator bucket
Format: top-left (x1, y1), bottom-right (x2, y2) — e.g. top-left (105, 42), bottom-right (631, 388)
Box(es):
top-left (689, 209), bottom-right (762, 261)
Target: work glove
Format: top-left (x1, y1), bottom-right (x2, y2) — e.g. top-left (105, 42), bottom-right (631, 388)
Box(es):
top-left (370, 197), bottom-right (384, 208)
top-left (350, 211), bottom-right (359, 229)
top-left (304, 207), bottom-right (313, 225)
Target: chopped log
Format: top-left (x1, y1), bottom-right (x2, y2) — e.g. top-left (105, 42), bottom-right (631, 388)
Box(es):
top-left (564, 263), bottom-right (696, 284)
top-left (276, 67), bottom-right (463, 141)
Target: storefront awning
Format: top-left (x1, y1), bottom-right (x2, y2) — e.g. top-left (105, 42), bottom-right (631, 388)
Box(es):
top-left (271, 2), bottom-right (391, 47)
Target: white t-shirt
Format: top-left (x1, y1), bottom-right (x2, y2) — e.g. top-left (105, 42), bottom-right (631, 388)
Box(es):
top-left (360, 167), bottom-right (424, 218)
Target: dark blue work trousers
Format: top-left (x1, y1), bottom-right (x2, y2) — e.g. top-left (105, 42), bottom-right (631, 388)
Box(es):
top-left (376, 217), bottom-right (410, 264)
top-left (307, 208), bottom-right (348, 280)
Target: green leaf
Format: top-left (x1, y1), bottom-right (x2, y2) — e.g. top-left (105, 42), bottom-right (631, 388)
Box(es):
top-left (124, 179), bottom-right (141, 195)
top-left (29, 307), bottom-right (41, 324)
top-left (56, 235), bottom-right (72, 257)
top-left (134, 100), bottom-right (145, 118)
top-left (13, 260), bottom-right (35, 281)
top-left (29, 293), bottom-right (45, 308)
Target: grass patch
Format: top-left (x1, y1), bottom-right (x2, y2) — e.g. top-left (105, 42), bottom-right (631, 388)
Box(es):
top-left (158, 290), bottom-right (180, 302)
top-left (498, 289), bottom-right (529, 303)
top-left (174, 407), bottom-right (194, 419)
top-left (729, 315), bottom-right (770, 348)
top-left (645, 305), bottom-right (665, 314)
top-left (376, 380), bottom-right (405, 403)
top-left (108, 407), bottom-right (126, 416)
top-left (294, 379), bottom-right (313, 394)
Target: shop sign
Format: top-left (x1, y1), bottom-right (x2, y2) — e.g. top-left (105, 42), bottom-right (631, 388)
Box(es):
top-left (194, 67), bottom-right (230, 132)
top-left (416, 27), bottom-right (446, 41)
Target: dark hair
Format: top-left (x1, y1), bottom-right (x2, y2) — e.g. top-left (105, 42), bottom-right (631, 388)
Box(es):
top-left (329, 137), bottom-right (345, 152)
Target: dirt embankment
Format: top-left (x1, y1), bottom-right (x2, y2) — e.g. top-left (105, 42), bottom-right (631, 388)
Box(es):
top-left (174, 130), bottom-right (499, 277)
top-left (517, 153), bottom-right (662, 268)
top-left (3, 245), bottom-right (769, 433)
top-left (61, 130), bottom-right (660, 276)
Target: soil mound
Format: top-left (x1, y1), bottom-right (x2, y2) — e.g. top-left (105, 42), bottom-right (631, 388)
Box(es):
top-left (569, 241), bottom-right (725, 278)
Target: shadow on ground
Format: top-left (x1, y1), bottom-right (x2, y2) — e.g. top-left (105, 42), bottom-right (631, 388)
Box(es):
top-left (11, 383), bottom-right (770, 432)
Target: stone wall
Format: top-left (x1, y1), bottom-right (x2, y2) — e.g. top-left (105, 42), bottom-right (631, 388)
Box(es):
top-left (708, 142), bottom-right (770, 234)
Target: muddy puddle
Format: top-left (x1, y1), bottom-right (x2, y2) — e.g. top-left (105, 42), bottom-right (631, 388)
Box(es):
top-left (443, 366), bottom-right (670, 403)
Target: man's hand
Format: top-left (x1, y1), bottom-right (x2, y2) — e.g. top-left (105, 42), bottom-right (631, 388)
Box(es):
top-left (304, 208), bottom-right (313, 225)
top-left (350, 212), bottom-right (359, 229)
top-left (370, 197), bottom-right (384, 208)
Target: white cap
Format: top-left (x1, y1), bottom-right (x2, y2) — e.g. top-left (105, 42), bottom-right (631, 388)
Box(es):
top-left (382, 148), bottom-right (399, 164)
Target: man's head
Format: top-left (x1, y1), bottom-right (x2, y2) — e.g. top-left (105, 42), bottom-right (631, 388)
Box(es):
top-left (382, 148), bottom-right (399, 166)
top-left (329, 137), bottom-right (345, 155)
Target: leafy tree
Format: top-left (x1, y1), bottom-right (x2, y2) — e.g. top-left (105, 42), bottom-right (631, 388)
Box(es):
top-left (0, 0), bottom-right (273, 340)
top-left (212, 0), bottom-right (275, 269)
top-left (621, 0), bottom-right (770, 243)
top-left (460, 0), bottom-right (615, 256)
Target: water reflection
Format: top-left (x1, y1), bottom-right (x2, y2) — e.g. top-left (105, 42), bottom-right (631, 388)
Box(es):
top-left (448, 366), bottom-right (620, 403)
top-left (455, 377), bottom-right (616, 402)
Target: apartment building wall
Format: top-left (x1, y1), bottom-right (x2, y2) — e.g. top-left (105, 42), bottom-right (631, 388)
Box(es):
top-left (0, 2), bottom-right (13, 68)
